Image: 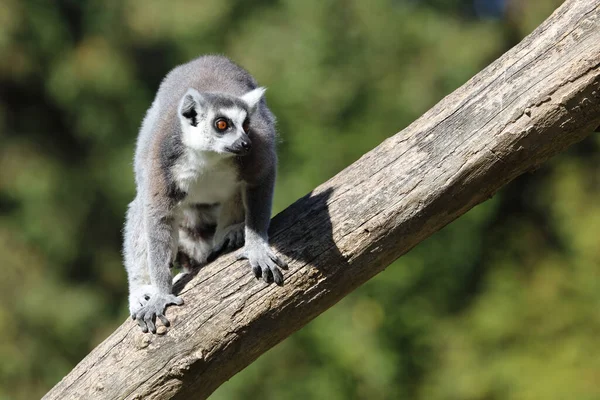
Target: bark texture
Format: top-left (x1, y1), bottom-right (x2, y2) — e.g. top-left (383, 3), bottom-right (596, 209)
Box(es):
top-left (44, 0), bottom-right (600, 398)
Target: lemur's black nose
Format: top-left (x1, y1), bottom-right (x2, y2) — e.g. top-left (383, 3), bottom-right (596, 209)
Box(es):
top-left (241, 140), bottom-right (252, 151)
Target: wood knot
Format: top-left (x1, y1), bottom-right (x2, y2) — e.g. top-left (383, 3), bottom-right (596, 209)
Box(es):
top-left (156, 325), bottom-right (168, 335)
top-left (137, 335), bottom-right (152, 349)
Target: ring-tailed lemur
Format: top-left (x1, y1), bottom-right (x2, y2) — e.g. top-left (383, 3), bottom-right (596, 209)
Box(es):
top-left (123, 55), bottom-right (287, 334)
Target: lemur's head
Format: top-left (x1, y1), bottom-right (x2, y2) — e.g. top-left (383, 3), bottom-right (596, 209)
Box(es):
top-left (177, 87), bottom-right (265, 156)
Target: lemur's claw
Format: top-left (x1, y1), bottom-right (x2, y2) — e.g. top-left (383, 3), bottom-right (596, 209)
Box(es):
top-left (131, 293), bottom-right (183, 334)
top-left (238, 243), bottom-right (286, 286)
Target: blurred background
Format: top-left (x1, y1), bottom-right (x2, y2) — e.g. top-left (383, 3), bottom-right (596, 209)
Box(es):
top-left (1, 0), bottom-right (599, 399)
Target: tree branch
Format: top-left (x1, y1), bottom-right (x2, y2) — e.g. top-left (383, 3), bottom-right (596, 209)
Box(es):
top-left (44, 0), bottom-right (600, 398)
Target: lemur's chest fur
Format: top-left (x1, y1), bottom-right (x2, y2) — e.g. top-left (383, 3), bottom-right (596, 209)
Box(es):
top-left (172, 151), bottom-right (240, 206)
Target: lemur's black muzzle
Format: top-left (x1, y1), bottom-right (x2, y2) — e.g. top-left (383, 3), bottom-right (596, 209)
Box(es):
top-left (227, 134), bottom-right (252, 156)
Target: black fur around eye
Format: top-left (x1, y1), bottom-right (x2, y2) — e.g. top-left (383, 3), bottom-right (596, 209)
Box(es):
top-left (214, 118), bottom-right (229, 132)
top-left (242, 118), bottom-right (250, 133)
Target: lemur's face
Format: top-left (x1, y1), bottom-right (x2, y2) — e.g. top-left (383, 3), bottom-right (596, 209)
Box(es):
top-left (178, 88), bottom-right (265, 156)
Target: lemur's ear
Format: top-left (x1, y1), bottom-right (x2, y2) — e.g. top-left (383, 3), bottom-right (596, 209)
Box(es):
top-left (179, 88), bottom-right (204, 127)
top-left (240, 87), bottom-right (266, 113)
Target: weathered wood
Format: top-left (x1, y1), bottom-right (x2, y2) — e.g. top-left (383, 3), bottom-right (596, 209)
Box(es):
top-left (44, 0), bottom-right (600, 398)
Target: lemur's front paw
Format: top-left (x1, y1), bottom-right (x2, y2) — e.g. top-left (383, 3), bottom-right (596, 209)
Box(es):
top-left (131, 292), bottom-right (184, 334)
top-left (129, 284), bottom-right (155, 317)
top-left (215, 222), bottom-right (245, 252)
top-left (237, 242), bottom-right (288, 285)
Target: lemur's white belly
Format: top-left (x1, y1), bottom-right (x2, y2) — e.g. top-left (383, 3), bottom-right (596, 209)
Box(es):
top-left (175, 158), bottom-right (240, 205)
top-left (188, 168), bottom-right (239, 204)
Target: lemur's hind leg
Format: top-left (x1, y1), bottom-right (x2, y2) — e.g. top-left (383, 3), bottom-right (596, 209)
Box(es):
top-left (213, 190), bottom-right (245, 254)
top-left (174, 204), bottom-right (219, 283)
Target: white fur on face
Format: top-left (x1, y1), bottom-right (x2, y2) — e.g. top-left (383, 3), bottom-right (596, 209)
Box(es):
top-left (209, 107), bottom-right (248, 153)
top-left (180, 108), bottom-right (214, 152)
top-left (178, 86), bottom-right (261, 155)
top-left (179, 107), bottom-right (248, 155)
top-left (220, 107), bottom-right (247, 129)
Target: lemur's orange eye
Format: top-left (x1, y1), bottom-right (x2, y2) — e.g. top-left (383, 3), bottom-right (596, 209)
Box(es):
top-left (215, 118), bottom-right (229, 131)
top-left (242, 119), bottom-right (250, 133)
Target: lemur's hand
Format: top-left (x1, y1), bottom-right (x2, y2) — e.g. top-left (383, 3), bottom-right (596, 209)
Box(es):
top-left (130, 286), bottom-right (183, 333)
top-left (237, 241), bottom-right (287, 285)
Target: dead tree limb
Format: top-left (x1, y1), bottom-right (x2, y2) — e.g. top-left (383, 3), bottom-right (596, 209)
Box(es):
top-left (44, 0), bottom-right (600, 398)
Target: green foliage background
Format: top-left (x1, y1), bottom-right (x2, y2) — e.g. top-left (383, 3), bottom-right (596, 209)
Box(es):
top-left (1, 0), bottom-right (598, 399)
